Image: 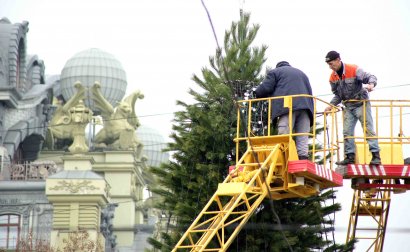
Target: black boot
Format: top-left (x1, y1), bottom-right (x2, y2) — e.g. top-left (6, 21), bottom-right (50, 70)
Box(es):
top-left (336, 153), bottom-right (355, 165)
top-left (370, 152), bottom-right (381, 165)
top-left (298, 155), bottom-right (309, 160)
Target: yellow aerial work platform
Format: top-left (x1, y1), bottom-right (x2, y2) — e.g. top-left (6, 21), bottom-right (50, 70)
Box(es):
top-left (334, 100), bottom-right (410, 252)
top-left (172, 95), bottom-right (342, 251)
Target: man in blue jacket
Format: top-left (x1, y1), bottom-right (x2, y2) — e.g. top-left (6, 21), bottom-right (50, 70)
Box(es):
top-left (255, 61), bottom-right (314, 160)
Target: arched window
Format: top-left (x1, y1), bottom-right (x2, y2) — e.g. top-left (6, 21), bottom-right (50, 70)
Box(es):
top-left (0, 214), bottom-right (20, 249)
top-left (16, 39), bottom-right (25, 91)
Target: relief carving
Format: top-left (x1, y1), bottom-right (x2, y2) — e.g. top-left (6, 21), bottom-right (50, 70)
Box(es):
top-left (49, 180), bottom-right (100, 193)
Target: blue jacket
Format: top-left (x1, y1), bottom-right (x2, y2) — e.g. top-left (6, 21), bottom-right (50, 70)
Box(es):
top-left (255, 62), bottom-right (314, 125)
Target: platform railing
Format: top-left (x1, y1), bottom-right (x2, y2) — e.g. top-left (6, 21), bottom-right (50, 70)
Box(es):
top-left (235, 95), bottom-right (340, 171)
top-left (338, 99), bottom-right (410, 165)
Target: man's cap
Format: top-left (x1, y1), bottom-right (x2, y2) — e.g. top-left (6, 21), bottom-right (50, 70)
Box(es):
top-left (276, 61), bottom-right (290, 68)
top-left (325, 51), bottom-right (340, 62)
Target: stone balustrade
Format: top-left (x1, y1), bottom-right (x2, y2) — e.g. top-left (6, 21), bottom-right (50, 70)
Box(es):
top-left (2, 161), bottom-right (59, 181)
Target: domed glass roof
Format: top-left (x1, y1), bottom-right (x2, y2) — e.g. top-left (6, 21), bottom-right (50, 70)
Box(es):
top-left (136, 125), bottom-right (169, 167)
top-left (59, 48), bottom-right (127, 111)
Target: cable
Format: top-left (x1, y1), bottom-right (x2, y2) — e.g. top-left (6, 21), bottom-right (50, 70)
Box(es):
top-left (317, 122), bottom-right (337, 251)
top-left (201, 0), bottom-right (220, 49)
top-left (203, 3), bottom-right (294, 249)
top-left (2, 97), bottom-right (410, 135)
top-left (315, 83), bottom-right (410, 97)
top-left (0, 112), bottom-right (174, 135)
top-left (138, 112), bottom-right (174, 118)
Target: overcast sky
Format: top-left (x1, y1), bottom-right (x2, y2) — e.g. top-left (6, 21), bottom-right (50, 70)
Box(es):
top-left (2, 0), bottom-right (410, 250)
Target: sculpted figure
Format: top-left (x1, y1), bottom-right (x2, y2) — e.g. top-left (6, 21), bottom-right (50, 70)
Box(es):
top-left (91, 82), bottom-right (144, 156)
top-left (49, 82), bottom-right (92, 153)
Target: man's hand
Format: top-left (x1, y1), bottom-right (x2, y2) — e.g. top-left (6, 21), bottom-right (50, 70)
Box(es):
top-left (365, 83), bottom-right (375, 92)
top-left (324, 106), bottom-right (333, 112)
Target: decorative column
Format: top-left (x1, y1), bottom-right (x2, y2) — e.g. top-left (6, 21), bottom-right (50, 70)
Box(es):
top-left (92, 150), bottom-right (145, 248)
top-left (46, 155), bottom-right (109, 250)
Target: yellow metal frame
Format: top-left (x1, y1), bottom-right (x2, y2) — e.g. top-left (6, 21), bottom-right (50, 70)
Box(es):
top-left (341, 99), bottom-right (410, 251)
top-left (173, 95), bottom-right (340, 251)
top-left (346, 182), bottom-right (391, 252)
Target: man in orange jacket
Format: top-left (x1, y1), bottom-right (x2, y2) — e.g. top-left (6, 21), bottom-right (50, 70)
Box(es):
top-left (324, 51), bottom-right (381, 165)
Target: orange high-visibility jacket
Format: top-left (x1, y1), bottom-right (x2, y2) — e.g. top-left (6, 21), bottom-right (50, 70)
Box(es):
top-left (329, 63), bottom-right (377, 107)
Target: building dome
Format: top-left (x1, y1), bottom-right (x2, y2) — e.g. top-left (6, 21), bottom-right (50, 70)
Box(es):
top-left (136, 125), bottom-right (169, 167)
top-left (59, 48), bottom-right (127, 111)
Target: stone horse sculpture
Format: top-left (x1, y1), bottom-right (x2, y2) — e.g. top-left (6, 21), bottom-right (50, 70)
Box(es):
top-left (48, 82), bottom-right (93, 154)
top-left (91, 82), bottom-right (144, 157)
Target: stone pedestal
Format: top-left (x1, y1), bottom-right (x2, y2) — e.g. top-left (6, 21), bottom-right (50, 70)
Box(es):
top-left (40, 150), bottom-right (146, 250)
top-left (46, 154), bottom-right (109, 250)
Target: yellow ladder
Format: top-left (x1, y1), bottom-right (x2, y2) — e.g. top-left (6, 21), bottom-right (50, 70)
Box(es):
top-left (346, 182), bottom-right (391, 252)
top-left (172, 144), bottom-right (283, 251)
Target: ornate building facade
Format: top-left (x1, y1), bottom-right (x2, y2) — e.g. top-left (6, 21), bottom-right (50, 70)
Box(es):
top-left (0, 18), bottom-right (169, 252)
top-left (0, 17), bottom-right (55, 250)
